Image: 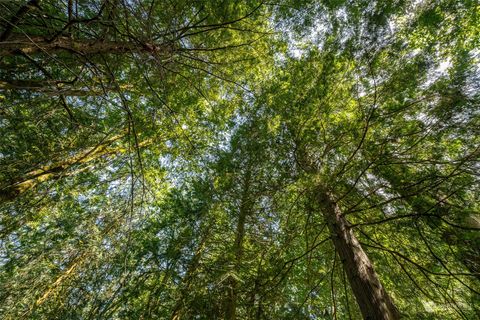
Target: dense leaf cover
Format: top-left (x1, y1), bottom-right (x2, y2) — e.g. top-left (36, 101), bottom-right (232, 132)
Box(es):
top-left (0, 1), bottom-right (479, 319)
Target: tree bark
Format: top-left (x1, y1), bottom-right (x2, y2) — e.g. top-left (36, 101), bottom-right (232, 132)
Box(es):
top-left (316, 185), bottom-right (400, 320)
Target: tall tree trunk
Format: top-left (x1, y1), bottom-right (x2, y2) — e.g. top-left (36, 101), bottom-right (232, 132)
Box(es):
top-left (0, 133), bottom-right (153, 202)
top-left (316, 185), bottom-right (400, 320)
top-left (225, 165), bottom-right (252, 320)
top-left (0, 36), bottom-right (172, 56)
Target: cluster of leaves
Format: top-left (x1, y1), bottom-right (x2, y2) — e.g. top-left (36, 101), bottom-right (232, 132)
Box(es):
top-left (0, 0), bottom-right (479, 319)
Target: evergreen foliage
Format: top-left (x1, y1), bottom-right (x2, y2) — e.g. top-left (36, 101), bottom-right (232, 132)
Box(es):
top-left (0, 1), bottom-right (479, 319)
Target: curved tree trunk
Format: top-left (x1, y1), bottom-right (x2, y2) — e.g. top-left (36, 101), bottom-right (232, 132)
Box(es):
top-left (317, 185), bottom-right (400, 320)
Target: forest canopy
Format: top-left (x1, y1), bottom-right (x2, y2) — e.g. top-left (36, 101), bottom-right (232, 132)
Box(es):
top-left (0, 0), bottom-right (479, 319)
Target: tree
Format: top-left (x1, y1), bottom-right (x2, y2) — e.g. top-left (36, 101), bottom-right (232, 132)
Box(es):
top-left (1, 0), bottom-right (479, 319)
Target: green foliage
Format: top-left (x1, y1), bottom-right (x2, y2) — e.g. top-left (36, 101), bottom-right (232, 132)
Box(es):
top-left (0, 0), bottom-right (479, 319)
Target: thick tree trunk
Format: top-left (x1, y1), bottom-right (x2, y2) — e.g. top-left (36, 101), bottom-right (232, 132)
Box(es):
top-left (317, 185), bottom-right (400, 320)
top-left (0, 36), bottom-right (172, 56)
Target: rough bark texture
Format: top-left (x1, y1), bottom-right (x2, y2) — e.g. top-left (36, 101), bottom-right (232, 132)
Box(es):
top-left (317, 185), bottom-right (400, 320)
